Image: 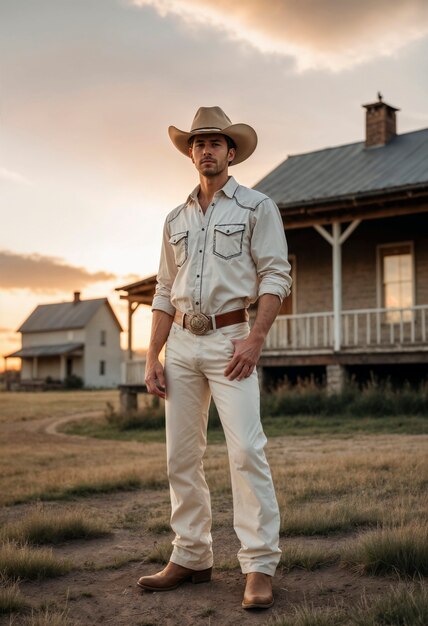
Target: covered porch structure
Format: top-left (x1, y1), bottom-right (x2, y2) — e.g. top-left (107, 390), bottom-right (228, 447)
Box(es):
top-left (115, 275), bottom-right (157, 411)
top-left (4, 342), bottom-right (84, 390)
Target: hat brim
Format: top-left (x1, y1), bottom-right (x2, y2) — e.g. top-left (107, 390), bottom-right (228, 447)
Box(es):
top-left (168, 123), bottom-right (257, 166)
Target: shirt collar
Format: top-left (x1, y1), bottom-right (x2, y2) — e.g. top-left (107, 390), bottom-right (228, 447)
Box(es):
top-left (186, 176), bottom-right (239, 205)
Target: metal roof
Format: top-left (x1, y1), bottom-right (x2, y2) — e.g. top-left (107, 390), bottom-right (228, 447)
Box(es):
top-left (6, 342), bottom-right (84, 358)
top-left (254, 128), bottom-right (428, 207)
top-left (17, 298), bottom-right (123, 333)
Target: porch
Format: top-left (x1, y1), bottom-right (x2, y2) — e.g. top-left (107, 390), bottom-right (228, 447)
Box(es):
top-left (120, 304), bottom-right (428, 388)
top-left (264, 304), bottom-right (428, 355)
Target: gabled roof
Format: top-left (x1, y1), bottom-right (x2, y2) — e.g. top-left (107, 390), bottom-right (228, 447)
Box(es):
top-left (254, 128), bottom-right (428, 208)
top-left (17, 298), bottom-right (123, 334)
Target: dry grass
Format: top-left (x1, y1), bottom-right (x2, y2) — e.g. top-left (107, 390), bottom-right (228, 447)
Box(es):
top-left (280, 544), bottom-right (339, 571)
top-left (0, 430), bottom-right (167, 506)
top-left (268, 584), bottom-right (428, 626)
top-left (0, 577), bottom-right (28, 615)
top-left (145, 540), bottom-right (173, 564)
top-left (341, 523), bottom-right (428, 577)
top-left (0, 390), bottom-right (119, 423)
top-left (0, 509), bottom-right (109, 545)
top-left (0, 542), bottom-right (72, 581)
top-left (11, 607), bottom-right (75, 626)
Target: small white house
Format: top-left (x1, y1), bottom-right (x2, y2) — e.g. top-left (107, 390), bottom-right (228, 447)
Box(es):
top-left (5, 292), bottom-right (123, 388)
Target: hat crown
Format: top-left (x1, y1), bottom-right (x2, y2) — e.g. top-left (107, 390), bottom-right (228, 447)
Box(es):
top-left (190, 106), bottom-right (233, 134)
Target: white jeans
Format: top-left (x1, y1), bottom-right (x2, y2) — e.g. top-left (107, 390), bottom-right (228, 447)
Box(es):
top-left (164, 320), bottom-right (281, 576)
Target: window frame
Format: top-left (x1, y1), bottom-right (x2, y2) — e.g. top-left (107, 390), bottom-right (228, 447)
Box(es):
top-left (376, 241), bottom-right (415, 323)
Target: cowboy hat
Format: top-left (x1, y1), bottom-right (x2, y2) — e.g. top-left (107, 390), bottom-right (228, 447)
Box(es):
top-left (168, 106), bottom-right (258, 166)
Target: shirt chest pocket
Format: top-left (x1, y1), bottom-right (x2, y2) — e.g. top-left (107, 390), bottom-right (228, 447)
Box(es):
top-left (169, 231), bottom-right (188, 267)
top-left (213, 223), bottom-right (245, 260)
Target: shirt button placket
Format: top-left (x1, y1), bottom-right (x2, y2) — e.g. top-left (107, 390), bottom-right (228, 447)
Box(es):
top-left (194, 202), bottom-right (215, 312)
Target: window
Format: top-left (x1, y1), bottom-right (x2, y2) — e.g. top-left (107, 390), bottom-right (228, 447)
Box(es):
top-left (100, 330), bottom-right (106, 346)
top-left (99, 360), bottom-right (106, 376)
top-left (378, 243), bottom-right (414, 322)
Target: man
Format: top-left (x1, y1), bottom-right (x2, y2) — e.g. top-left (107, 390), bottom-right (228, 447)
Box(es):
top-left (138, 106), bottom-right (292, 609)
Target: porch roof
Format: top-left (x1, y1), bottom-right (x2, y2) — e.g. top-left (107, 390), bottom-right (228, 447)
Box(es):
top-left (254, 128), bottom-right (428, 209)
top-left (5, 342), bottom-right (84, 359)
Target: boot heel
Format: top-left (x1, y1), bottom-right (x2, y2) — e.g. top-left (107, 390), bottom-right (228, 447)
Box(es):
top-left (191, 567), bottom-right (212, 584)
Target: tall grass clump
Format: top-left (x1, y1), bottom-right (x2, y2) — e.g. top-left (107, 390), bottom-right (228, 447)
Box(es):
top-left (0, 542), bottom-right (72, 581)
top-left (1, 509), bottom-right (109, 545)
top-left (280, 544), bottom-right (339, 571)
top-left (17, 606), bottom-right (75, 626)
top-left (0, 577), bottom-right (27, 614)
top-left (341, 523), bottom-right (428, 577)
top-left (104, 400), bottom-right (165, 430)
top-left (268, 585), bottom-right (428, 626)
top-left (352, 584), bottom-right (428, 626)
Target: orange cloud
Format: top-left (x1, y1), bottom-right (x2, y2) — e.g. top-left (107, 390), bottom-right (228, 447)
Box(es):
top-left (0, 250), bottom-right (117, 293)
top-left (133, 0), bottom-right (428, 69)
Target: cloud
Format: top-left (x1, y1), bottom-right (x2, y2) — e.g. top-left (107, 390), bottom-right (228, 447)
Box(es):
top-left (132, 0), bottom-right (428, 70)
top-left (0, 250), bottom-right (117, 293)
top-left (0, 167), bottom-right (31, 185)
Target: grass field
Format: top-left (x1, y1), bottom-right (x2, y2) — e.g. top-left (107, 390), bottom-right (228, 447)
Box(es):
top-left (0, 389), bottom-right (427, 625)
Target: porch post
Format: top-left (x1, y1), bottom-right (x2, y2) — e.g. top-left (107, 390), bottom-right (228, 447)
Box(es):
top-left (128, 300), bottom-right (133, 361)
top-left (314, 219), bottom-right (362, 354)
top-left (32, 357), bottom-right (38, 379)
top-left (60, 355), bottom-right (66, 380)
top-left (332, 222), bottom-right (342, 352)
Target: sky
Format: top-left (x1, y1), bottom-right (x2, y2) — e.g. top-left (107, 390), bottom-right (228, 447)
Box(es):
top-left (1, 0), bottom-right (428, 370)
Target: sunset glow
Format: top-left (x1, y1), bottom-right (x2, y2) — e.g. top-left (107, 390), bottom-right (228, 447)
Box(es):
top-left (1, 0), bottom-right (428, 371)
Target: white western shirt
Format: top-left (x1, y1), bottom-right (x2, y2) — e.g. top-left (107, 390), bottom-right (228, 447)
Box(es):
top-left (152, 176), bottom-right (292, 317)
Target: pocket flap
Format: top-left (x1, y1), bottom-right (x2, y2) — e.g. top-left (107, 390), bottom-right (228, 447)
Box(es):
top-left (214, 224), bottom-right (245, 236)
top-left (169, 231), bottom-right (188, 245)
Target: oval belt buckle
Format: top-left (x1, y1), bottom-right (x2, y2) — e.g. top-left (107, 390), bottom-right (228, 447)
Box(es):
top-left (188, 313), bottom-right (210, 335)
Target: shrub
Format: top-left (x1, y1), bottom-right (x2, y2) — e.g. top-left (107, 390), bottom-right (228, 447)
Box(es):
top-left (64, 375), bottom-right (83, 389)
top-left (105, 400), bottom-right (164, 430)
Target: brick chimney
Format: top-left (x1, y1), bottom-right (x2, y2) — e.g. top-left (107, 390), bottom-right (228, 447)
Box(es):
top-left (363, 93), bottom-right (399, 147)
top-left (73, 291), bottom-right (81, 304)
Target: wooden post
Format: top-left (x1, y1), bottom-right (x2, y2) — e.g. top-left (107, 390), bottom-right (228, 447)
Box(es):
top-left (314, 220), bottom-right (361, 353)
top-left (128, 300), bottom-right (133, 361)
top-left (120, 387), bottom-right (138, 413)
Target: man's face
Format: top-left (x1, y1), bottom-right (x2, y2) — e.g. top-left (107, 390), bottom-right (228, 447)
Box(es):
top-left (189, 134), bottom-right (235, 177)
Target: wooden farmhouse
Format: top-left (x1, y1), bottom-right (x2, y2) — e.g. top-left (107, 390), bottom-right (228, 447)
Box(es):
top-left (116, 97), bottom-right (428, 400)
top-left (4, 292), bottom-right (123, 389)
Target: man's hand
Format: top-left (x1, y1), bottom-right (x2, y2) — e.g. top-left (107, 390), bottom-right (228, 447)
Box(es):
top-left (223, 336), bottom-right (264, 381)
top-left (145, 355), bottom-right (167, 399)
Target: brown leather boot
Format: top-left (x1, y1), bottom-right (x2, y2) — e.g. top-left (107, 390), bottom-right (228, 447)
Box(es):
top-left (242, 572), bottom-right (274, 609)
top-left (137, 561), bottom-right (212, 592)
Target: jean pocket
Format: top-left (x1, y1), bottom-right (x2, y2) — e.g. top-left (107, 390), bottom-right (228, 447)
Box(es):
top-left (213, 223), bottom-right (245, 260)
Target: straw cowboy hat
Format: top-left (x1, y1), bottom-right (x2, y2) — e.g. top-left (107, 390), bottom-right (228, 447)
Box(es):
top-left (168, 106), bottom-right (258, 166)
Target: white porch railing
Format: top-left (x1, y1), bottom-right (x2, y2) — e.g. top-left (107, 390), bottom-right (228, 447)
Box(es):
top-left (264, 305), bottom-right (428, 352)
top-left (121, 359), bottom-right (146, 385)
top-left (120, 306), bottom-right (428, 385)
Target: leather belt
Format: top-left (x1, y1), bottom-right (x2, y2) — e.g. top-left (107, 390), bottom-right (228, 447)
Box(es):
top-left (174, 308), bottom-right (249, 335)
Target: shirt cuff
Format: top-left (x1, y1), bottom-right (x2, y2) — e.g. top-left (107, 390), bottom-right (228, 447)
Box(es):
top-left (258, 281), bottom-right (290, 304)
top-left (151, 295), bottom-right (176, 317)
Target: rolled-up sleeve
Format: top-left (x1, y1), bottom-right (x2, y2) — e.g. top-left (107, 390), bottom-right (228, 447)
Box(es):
top-left (251, 198), bottom-right (292, 303)
top-left (151, 219), bottom-right (177, 316)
